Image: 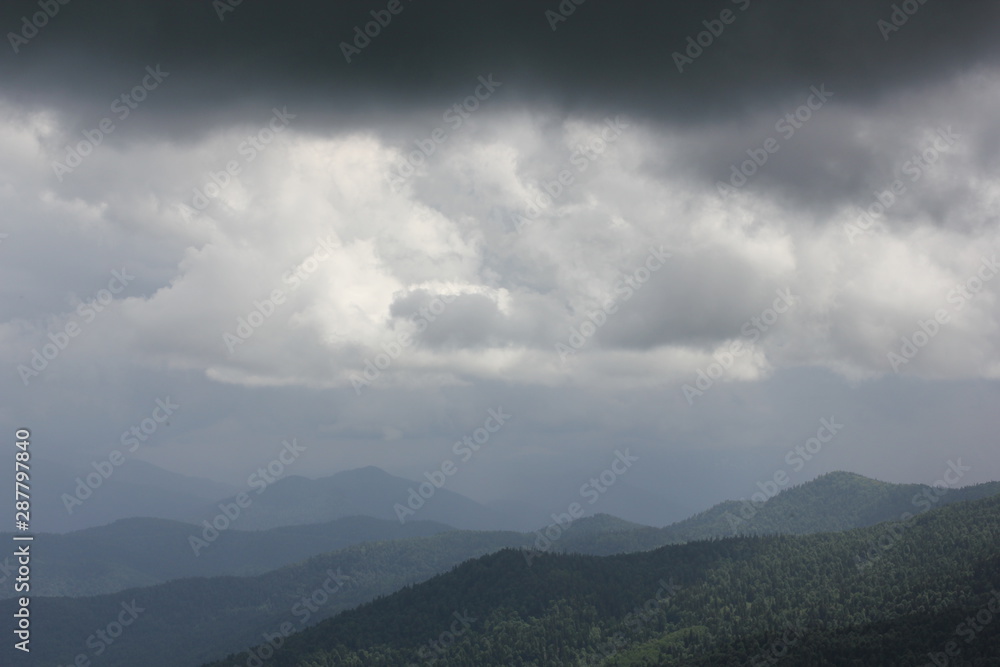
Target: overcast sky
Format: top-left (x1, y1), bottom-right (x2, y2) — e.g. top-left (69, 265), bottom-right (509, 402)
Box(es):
top-left (2, 0), bottom-right (1000, 513)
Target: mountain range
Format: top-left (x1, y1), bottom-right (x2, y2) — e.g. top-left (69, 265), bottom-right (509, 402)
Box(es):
top-left (3, 470), bottom-right (999, 666)
top-left (208, 491), bottom-right (1000, 666)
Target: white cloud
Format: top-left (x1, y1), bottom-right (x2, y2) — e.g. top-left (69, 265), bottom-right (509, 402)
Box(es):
top-left (3, 73), bottom-right (1000, 402)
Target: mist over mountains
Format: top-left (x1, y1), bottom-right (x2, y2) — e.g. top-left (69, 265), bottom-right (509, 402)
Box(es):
top-left (3, 468), bottom-right (999, 666)
top-left (4, 0), bottom-right (1000, 664)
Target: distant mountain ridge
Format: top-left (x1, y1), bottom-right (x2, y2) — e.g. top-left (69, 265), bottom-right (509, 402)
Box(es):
top-left (14, 470), bottom-right (1000, 600)
top-left (16, 457), bottom-right (240, 533)
top-left (187, 465), bottom-right (519, 531)
top-left (3, 470), bottom-right (998, 666)
top-left (661, 469), bottom-right (1000, 541)
top-left (203, 489), bottom-right (1000, 666)
top-left (0, 515), bottom-right (455, 598)
top-left (1, 529), bottom-right (531, 666)
top-left (551, 470), bottom-right (1000, 555)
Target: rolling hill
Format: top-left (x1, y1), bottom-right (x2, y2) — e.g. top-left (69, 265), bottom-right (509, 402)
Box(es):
top-left (0, 515), bottom-right (454, 598)
top-left (0, 530), bottom-right (530, 666)
top-left (551, 471), bottom-right (1000, 555)
top-left (13, 470), bottom-right (1000, 600)
top-left (7, 471), bottom-right (998, 666)
top-left (207, 491), bottom-right (1000, 666)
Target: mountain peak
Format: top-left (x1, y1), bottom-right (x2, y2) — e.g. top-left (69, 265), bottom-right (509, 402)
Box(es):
top-left (803, 471), bottom-right (894, 491)
top-left (322, 465), bottom-right (397, 483)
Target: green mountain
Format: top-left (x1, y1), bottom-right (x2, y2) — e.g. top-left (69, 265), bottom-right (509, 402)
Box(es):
top-left (0, 515), bottom-right (454, 598)
top-left (10, 471), bottom-right (997, 601)
top-left (549, 472), bottom-right (1000, 557)
top-left (0, 530), bottom-right (530, 667)
top-left (6, 471), bottom-right (998, 666)
top-left (658, 471), bottom-right (1000, 542)
top-left (205, 491), bottom-right (1000, 666)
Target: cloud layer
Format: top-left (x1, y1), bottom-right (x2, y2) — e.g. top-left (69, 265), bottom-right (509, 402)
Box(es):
top-left (2, 0), bottom-right (999, 506)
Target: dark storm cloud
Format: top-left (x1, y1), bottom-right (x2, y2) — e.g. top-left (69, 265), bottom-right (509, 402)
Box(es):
top-left (2, 0), bottom-right (999, 135)
top-left (3, 0), bottom-right (1000, 506)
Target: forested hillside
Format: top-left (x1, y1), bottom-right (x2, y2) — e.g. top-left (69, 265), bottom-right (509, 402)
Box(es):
top-left (553, 472), bottom-right (1000, 555)
top-left (20, 470), bottom-right (990, 600)
top-left (8, 473), bottom-right (998, 666)
top-left (659, 472), bottom-right (1000, 543)
top-left (0, 530), bottom-right (525, 666)
top-left (208, 492), bottom-right (1000, 666)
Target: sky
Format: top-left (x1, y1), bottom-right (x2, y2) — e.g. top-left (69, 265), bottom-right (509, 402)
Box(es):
top-left (2, 0), bottom-right (1000, 518)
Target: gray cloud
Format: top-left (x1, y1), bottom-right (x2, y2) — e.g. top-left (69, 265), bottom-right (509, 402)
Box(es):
top-left (2, 0), bottom-right (999, 513)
